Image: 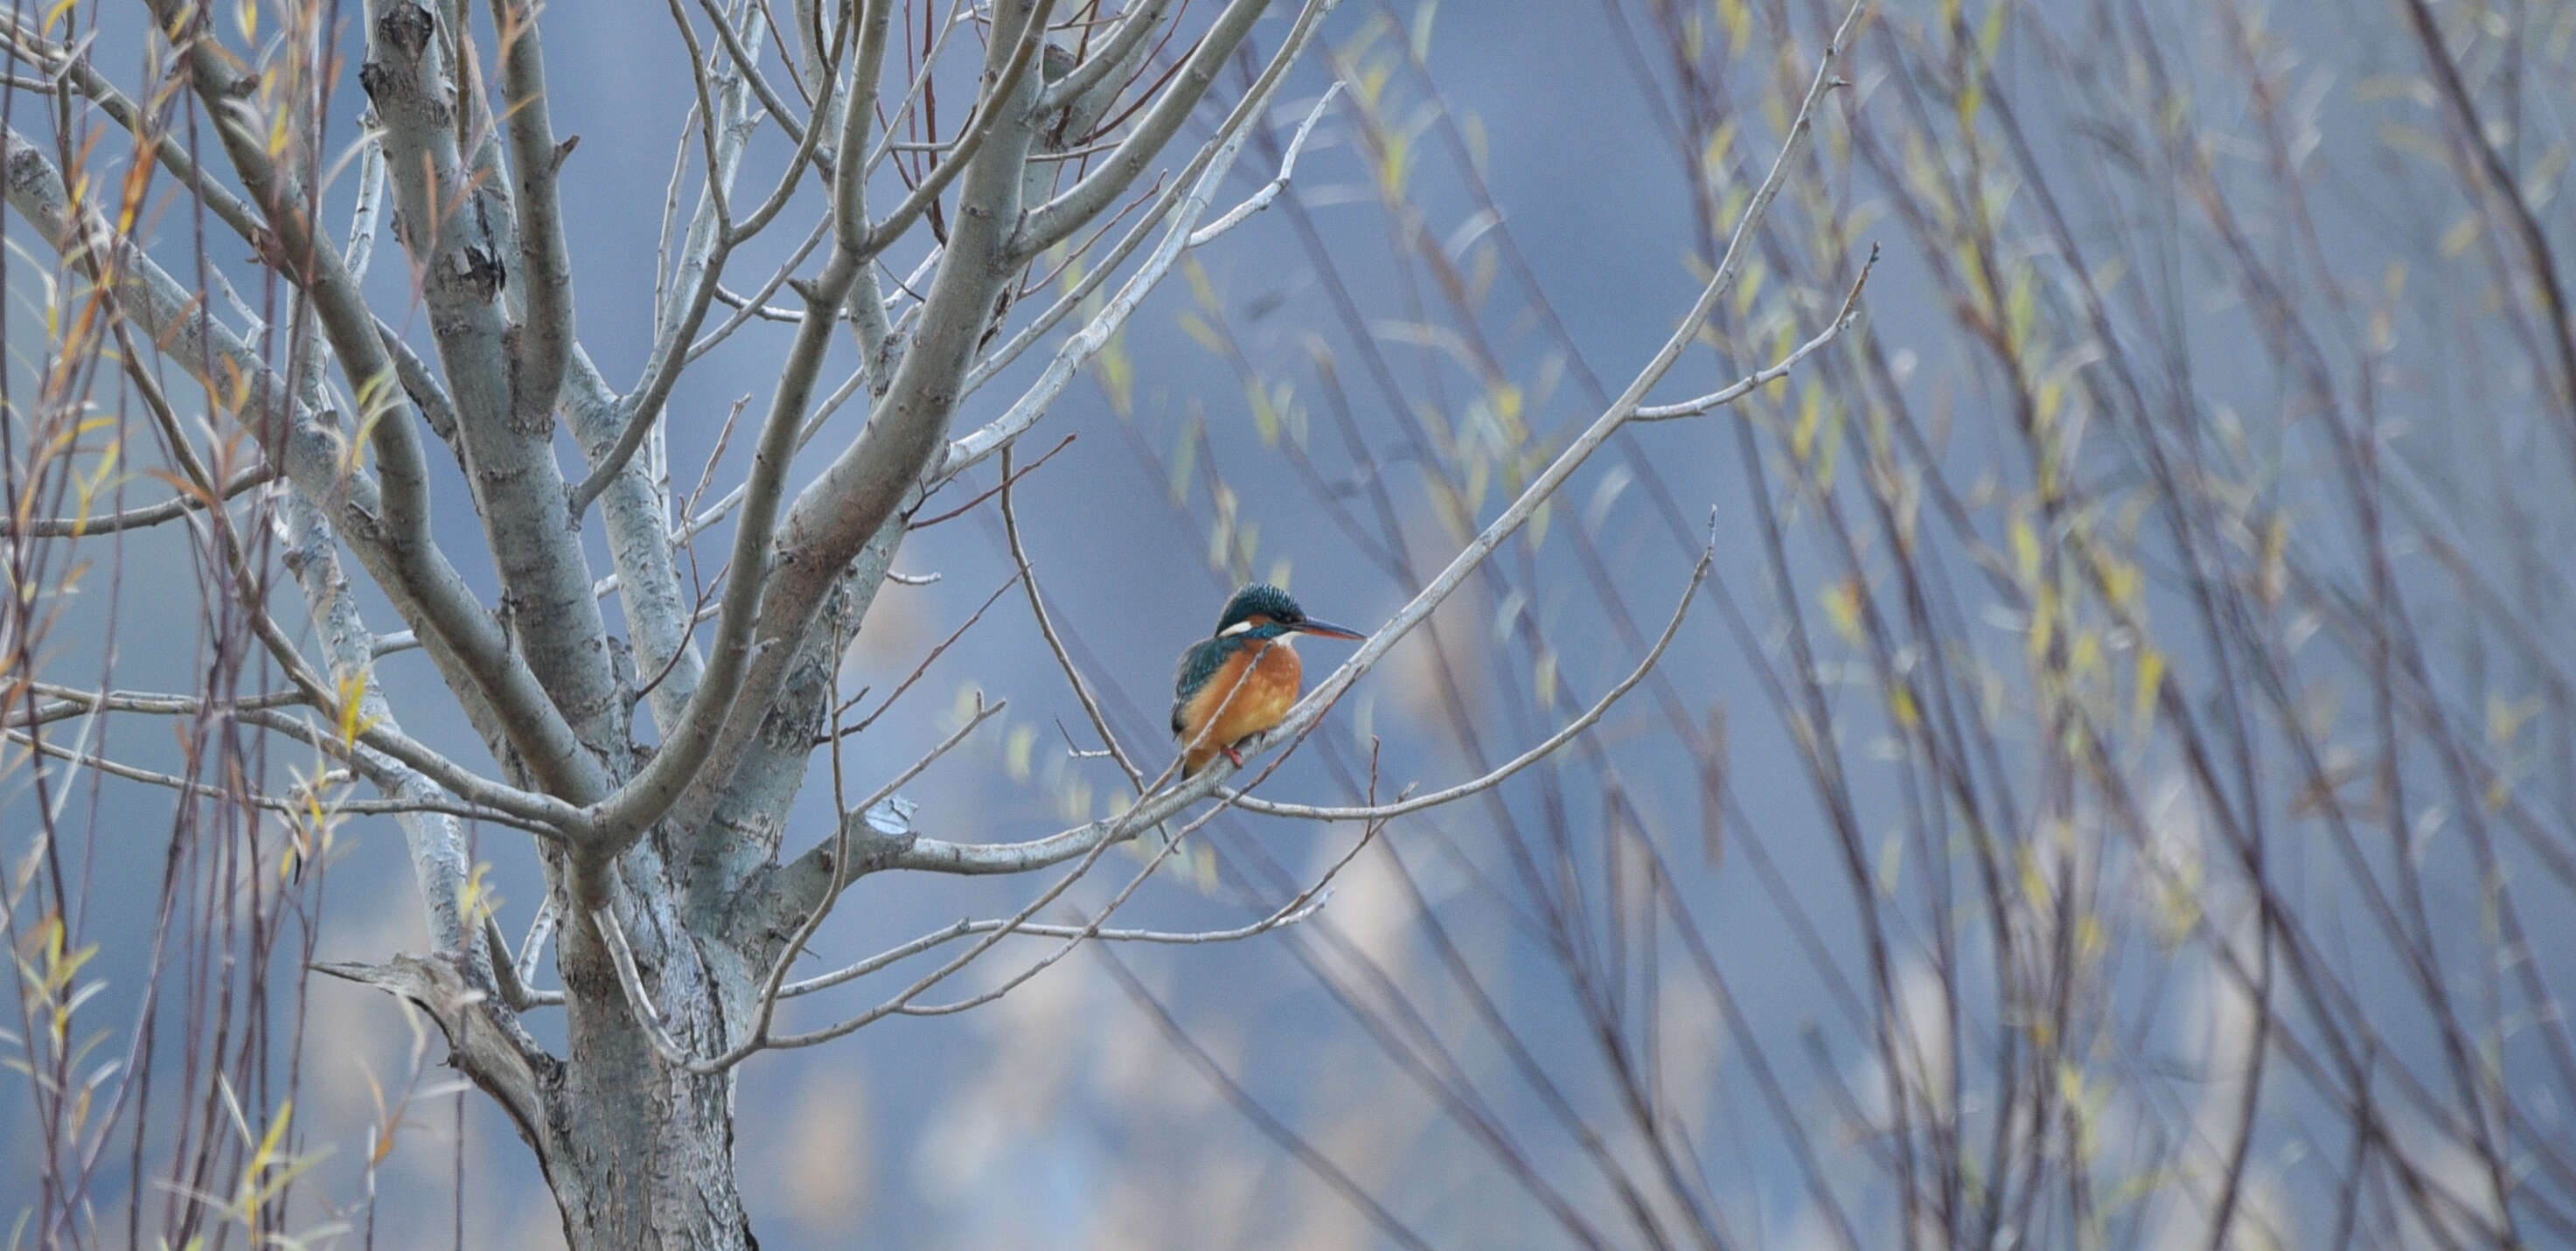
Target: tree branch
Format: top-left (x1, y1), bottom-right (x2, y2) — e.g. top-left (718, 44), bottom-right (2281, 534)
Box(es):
top-left (883, 0), bottom-right (1864, 879)
top-left (1229, 534), bottom-right (1710, 821)
top-left (0, 462), bottom-right (273, 539)
top-left (2398, 0), bottom-right (2576, 428)
top-left (1, 125), bottom-right (596, 801)
top-left (563, 351), bottom-right (703, 733)
top-left (1013, 0), bottom-right (1304, 258)
top-left (1633, 246), bottom-right (1876, 420)
top-left (775, 897), bottom-right (1336, 999)
top-left (490, 0), bottom-right (576, 443)
top-left (947, 74), bottom-right (1341, 480)
top-left (997, 441), bottom-right (1146, 790)
top-left (578, 0), bottom-right (1055, 868)
top-left (310, 955), bottom-right (559, 1165)
top-left (1038, 0), bottom-right (1174, 115)
top-left (566, 0), bottom-right (750, 517)
top-left (361, 0), bottom-right (623, 775)
top-left (275, 487), bottom-right (498, 960)
top-left (10, 683), bottom-right (308, 730)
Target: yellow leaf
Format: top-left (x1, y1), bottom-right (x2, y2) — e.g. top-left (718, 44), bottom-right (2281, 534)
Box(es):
top-left (1378, 130), bottom-right (1411, 198)
top-left (1977, 0), bottom-right (2009, 58)
top-left (1821, 579), bottom-right (1863, 644)
top-left (1175, 309), bottom-right (1225, 355)
top-left (1791, 381), bottom-right (1823, 462)
top-left (1005, 725), bottom-right (1035, 782)
top-left (2133, 648), bottom-right (2165, 731)
top-left (1815, 397), bottom-right (1845, 491)
top-left (2438, 212), bottom-right (2480, 258)
top-left (1733, 261), bottom-right (1766, 317)
top-left (2069, 629), bottom-right (2100, 679)
top-left (1182, 255), bottom-right (1217, 309)
top-left (1094, 330), bottom-right (1134, 418)
top-left (2005, 264), bottom-right (2036, 351)
top-left (2258, 512), bottom-right (2288, 606)
top-left (1246, 378), bottom-right (1279, 446)
top-left (336, 670), bottom-right (376, 747)
top-left (2010, 516), bottom-right (2042, 583)
top-left (2488, 694), bottom-right (2540, 746)
top-left (2019, 847), bottom-right (2050, 908)
top-left (253, 1098), bottom-right (292, 1171)
top-left (2098, 554), bottom-right (2140, 609)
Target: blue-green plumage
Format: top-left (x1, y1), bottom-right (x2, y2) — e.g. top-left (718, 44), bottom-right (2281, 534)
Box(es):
top-left (1170, 636), bottom-right (1244, 734)
top-left (1214, 584), bottom-right (1305, 635)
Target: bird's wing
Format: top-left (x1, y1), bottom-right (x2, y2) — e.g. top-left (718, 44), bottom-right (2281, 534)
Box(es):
top-left (1172, 638), bottom-right (1231, 736)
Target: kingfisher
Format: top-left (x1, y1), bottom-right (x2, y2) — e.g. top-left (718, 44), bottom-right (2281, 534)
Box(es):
top-left (1171, 584), bottom-right (1365, 774)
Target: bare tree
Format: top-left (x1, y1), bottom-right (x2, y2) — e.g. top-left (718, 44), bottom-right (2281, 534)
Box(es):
top-left (0, 0), bottom-right (1869, 1245)
top-left (31, 0), bottom-right (2558, 1244)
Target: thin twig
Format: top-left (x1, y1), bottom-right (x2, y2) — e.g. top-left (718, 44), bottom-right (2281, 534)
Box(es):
top-left (1229, 525), bottom-right (1716, 821)
top-left (997, 440), bottom-right (1146, 790)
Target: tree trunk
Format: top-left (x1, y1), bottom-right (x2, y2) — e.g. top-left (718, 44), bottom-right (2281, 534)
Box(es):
top-left (324, 872), bottom-right (760, 1249)
top-left (547, 885), bottom-right (758, 1250)
top-left (549, 1035), bottom-right (754, 1251)
top-left (547, 1057), bottom-right (755, 1249)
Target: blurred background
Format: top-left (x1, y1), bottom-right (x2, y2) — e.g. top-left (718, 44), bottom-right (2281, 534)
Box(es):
top-left (8, 0), bottom-right (2576, 1247)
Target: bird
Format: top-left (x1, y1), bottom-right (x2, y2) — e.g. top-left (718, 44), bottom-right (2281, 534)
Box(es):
top-left (1171, 584), bottom-right (1364, 774)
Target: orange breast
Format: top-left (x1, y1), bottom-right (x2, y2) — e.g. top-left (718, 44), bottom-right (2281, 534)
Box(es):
top-left (1180, 639), bottom-right (1304, 771)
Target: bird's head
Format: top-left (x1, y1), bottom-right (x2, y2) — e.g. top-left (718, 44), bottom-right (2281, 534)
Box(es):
top-left (1212, 583), bottom-right (1365, 643)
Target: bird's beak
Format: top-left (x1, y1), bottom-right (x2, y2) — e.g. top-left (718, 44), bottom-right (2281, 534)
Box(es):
top-left (1292, 617), bottom-right (1366, 641)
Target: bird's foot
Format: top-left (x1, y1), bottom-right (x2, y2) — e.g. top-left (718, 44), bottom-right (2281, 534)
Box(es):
top-left (1222, 745), bottom-right (1246, 768)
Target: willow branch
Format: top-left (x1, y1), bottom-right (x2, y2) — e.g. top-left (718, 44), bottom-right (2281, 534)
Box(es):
top-left (4, 729), bottom-right (558, 837)
top-left (2, 125), bottom-right (592, 797)
top-left (11, 684), bottom-right (308, 729)
top-left (1633, 247), bottom-right (1876, 420)
top-left (0, 462), bottom-right (273, 539)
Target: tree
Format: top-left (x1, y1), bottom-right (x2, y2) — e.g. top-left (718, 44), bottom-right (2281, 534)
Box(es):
top-left (0, 0), bottom-right (1869, 1244)
top-left (16, 0), bottom-right (2575, 1246)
